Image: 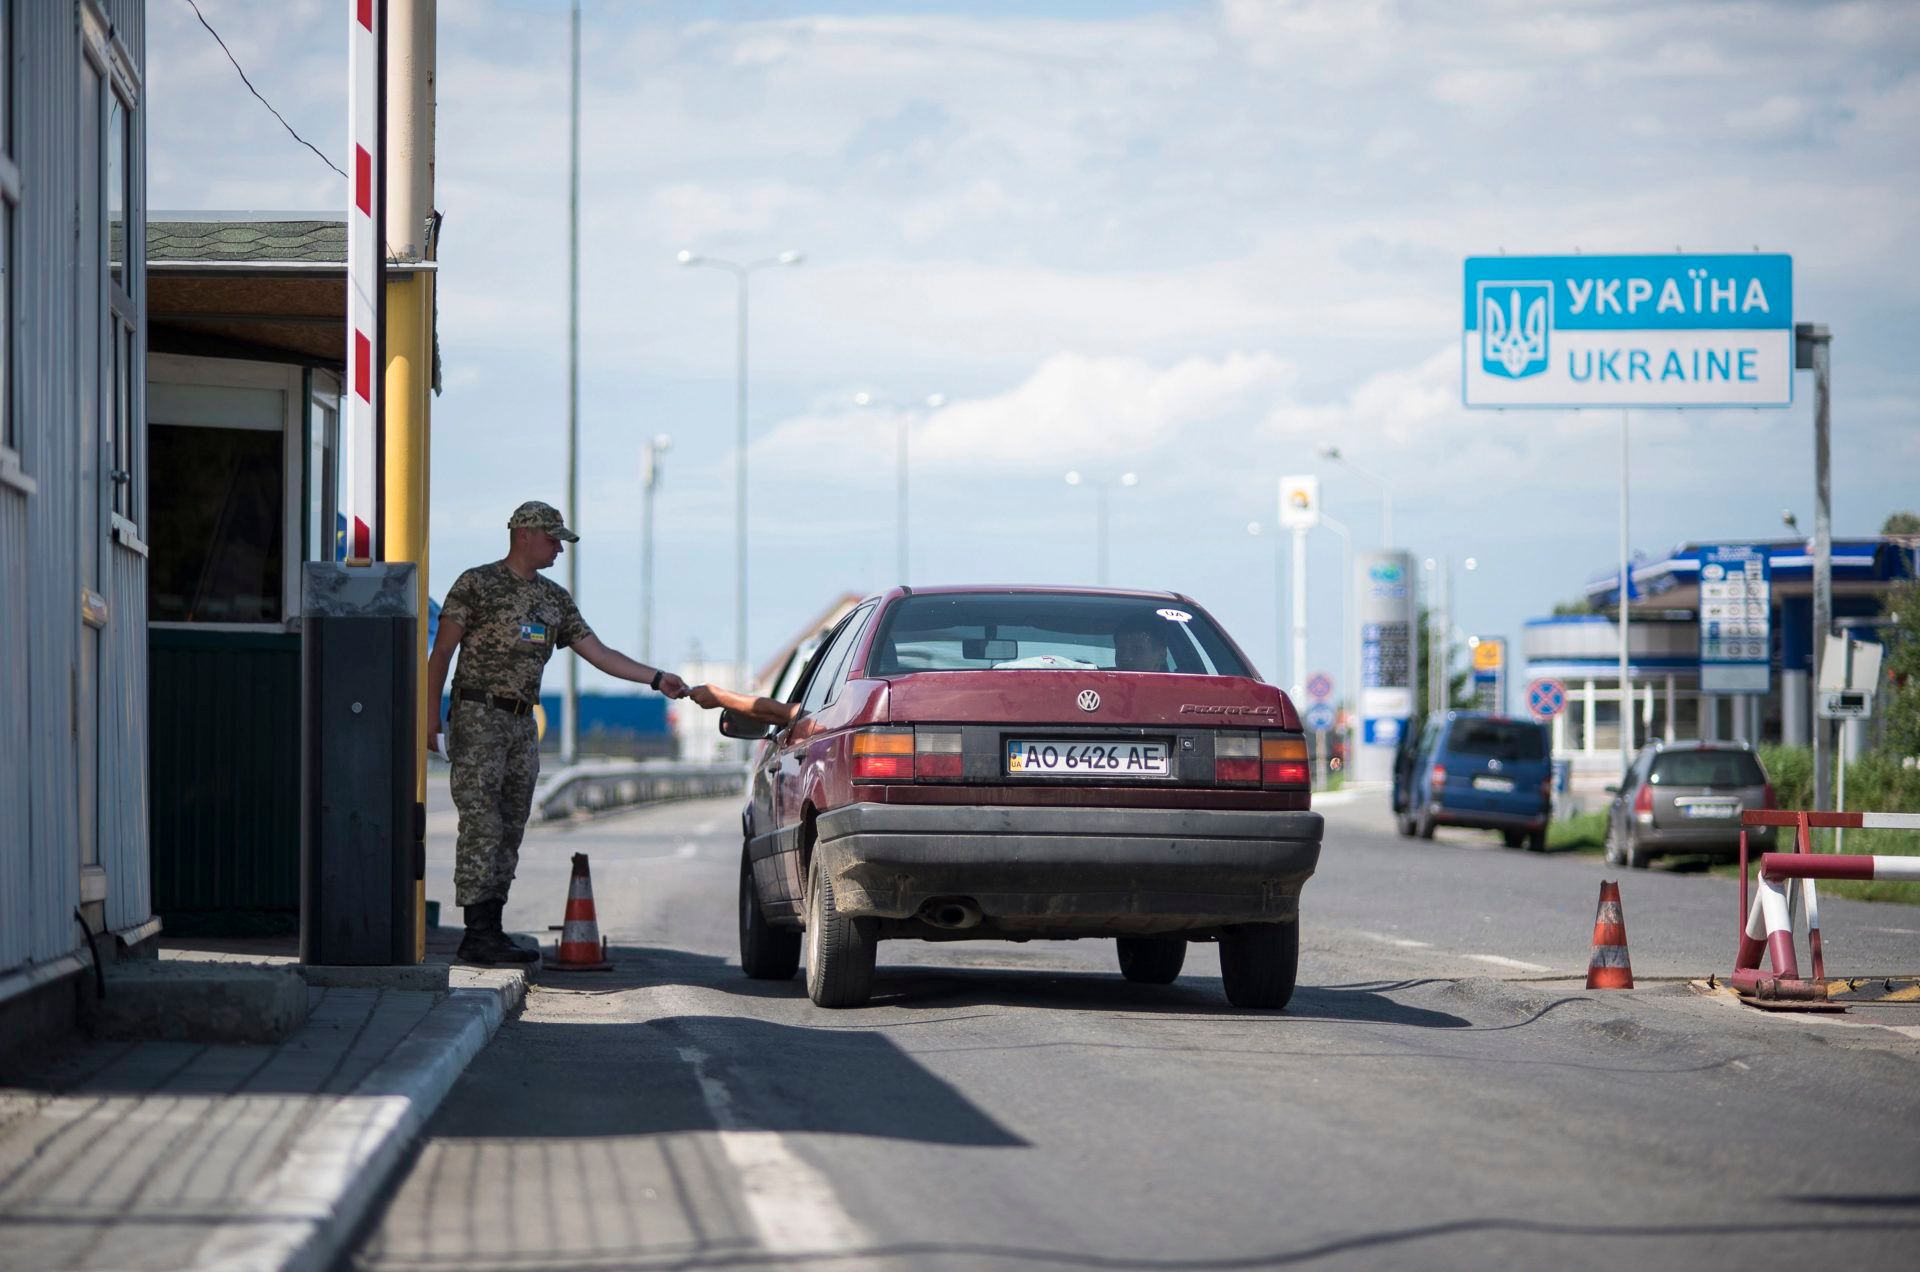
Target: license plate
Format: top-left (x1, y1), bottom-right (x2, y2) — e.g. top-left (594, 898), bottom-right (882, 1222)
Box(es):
top-left (1006, 739), bottom-right (1170, 777)
top-left (1472, 776), bottom-right (1515, 793)
top-left (1685, 802), bottom-right (1737, 819)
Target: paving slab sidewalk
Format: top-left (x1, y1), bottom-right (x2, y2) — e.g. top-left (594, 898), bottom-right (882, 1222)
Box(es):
top-left (0, 950), bottom-right (527, 1272)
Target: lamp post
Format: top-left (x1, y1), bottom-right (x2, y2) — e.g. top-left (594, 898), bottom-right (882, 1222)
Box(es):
top-left (1317, 445), bottom-right (1393, 547)
top-left (640, 434), bottom-right (670, 665)
top-left (677, 248), bottom-right (803, 685)
top-left (1247, 522), bottom-right (1283, 685)
top-left (1422, 555), bottom-right (1452, 714)
top-left (1064, 470), bottom-right (1138, 585)
top-left (1322, 513), bottom-right (1355, 738)
top-left (856, 390), bottom-right (945, 583)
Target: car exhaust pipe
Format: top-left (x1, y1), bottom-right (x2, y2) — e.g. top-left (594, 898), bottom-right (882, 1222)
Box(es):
top-left (919, 898), bottom-right (983, 930)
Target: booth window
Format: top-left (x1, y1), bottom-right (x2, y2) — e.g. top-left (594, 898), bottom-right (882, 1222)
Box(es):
top-left (104, 53), bottom-right (137, 522)
top-left (148, 422), bottom-right (285, 624)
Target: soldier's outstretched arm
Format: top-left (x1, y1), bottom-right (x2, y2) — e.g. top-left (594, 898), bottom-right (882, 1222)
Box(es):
top-left (571, 633), bottom-right (688, 698)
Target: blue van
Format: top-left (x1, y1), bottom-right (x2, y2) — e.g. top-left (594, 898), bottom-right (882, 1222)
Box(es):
top-left (1392, 712), bottom-right (1553, 850)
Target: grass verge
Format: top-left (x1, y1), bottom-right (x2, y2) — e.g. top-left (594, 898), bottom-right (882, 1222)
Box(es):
top-left (1547, 811), bottom-right (1608, 855)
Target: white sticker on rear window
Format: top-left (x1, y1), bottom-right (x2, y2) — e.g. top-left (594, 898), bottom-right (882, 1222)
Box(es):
top-left (1156, 608), bottom-right (1192, 623)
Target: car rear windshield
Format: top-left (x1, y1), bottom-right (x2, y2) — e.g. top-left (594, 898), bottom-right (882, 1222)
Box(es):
top-left (1651, 750), bottom-right (1766, 787)
top-left (866, 593), bottom-right (1252, 678)
top-left (1445, 718), bottom-right (1547, 761)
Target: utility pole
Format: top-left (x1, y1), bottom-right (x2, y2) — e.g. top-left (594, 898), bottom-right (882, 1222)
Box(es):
top-left (640, 435), bottom-right (670, 664)
top-left (1620, 410), bottom-right (1633, 775)
top-left (562, 0), bottom-right (580, 764)
top-left (1800, 323), bottom-right (1834, 811)
top-left (1290, 525), bottom-right (1308, 703)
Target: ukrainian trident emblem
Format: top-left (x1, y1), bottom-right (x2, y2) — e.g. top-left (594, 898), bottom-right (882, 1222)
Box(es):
top-left (1479, 282), bottom-right (1551, 379)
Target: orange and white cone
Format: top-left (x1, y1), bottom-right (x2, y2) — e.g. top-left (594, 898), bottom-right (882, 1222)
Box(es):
top-left (1585, 880), bottom-right (1634, 990)
top-left (545, 853), bottom-right (613, 972)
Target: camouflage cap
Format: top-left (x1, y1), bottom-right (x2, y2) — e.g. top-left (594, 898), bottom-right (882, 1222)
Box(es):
top-left (507, 500), bottom-right (579, 542)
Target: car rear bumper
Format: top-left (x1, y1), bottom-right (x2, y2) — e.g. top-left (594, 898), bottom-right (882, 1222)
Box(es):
top-left (1428, 803), bottom-right (1548, 833)
top-left (1640, 824), bottom-right (1778, 855)
top-left (812, 802), bottom-right (1323, 935)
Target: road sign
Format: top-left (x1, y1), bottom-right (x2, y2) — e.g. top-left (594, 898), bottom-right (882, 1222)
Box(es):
top-left (1304, 702), bottom-right (1337, 732)
top-left (1527, 677), bottom-right (1567, 721)
top-left (1279, 475), bottom-right (1320, 529)
top-left (1470, 636), bottom-right (1506, 713)
top-left (1699, 544), bottom-right (1771, 694)
top-left (1305, 671), bottom-right (1333, 702)
top-left (1462, 255), bottom-right (1793, 409)
top-left (1818, 690), bottom-right (1872, 720)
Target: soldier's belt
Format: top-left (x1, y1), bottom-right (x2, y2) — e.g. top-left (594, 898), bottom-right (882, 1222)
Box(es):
top-left (454, 688), bottom-right (534, 716)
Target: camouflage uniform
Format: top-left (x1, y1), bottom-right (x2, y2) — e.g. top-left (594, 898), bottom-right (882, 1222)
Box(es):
top-left (442, 556), bottom-right (591, 907)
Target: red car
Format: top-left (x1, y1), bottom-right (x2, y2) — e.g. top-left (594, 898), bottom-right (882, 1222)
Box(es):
top-left (723, 586), bottom-right (1324, 1009)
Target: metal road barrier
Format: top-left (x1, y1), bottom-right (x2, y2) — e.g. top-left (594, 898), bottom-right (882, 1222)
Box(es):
top-left (1729, 808), bottom-right (1920, 1008)
top-left (533, 759), bottom-right (746, 822)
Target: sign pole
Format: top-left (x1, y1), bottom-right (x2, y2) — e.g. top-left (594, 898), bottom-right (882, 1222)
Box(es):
top-left (1619, 409), bottom-right (1632, 775)
top-left (1291, 526), bottom-right (1308, 702)
top-left (1806, 325), bottom-right (1833, 813)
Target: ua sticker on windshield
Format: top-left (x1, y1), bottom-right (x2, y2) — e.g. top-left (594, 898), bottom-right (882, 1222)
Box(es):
top-left (1156, 608), bottom-right (1193, 623)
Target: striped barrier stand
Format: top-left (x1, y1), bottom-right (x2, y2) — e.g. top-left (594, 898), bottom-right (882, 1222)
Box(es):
top-left (1731, 809), bottom-right (1920, 1007)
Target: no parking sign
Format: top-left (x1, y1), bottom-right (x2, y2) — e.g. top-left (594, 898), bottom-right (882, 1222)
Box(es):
top-left (1527, 677), bottom-right (1567, 721)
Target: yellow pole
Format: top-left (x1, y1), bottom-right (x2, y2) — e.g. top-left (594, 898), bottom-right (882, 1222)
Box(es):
top-left (384, 268), bottom-right (432, 962)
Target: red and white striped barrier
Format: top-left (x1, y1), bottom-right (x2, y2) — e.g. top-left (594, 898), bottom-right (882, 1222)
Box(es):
top-left (343, 0), bottom-right (384, 560)
top-left (1730, 809), bottom-right (1920, 1004)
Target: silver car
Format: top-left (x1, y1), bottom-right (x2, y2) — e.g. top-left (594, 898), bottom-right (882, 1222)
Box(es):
top-left (1604, 741), bottom-right (1776, 868)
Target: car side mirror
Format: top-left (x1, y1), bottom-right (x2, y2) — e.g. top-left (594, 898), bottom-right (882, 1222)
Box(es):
top-left (1604, 784), bottom-right (1619, 795)
top-left (718, 708), bottom-right (773, 740)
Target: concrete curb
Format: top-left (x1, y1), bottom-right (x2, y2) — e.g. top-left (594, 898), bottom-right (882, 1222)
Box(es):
top-left (191, 970), bottom-right (528, 1272)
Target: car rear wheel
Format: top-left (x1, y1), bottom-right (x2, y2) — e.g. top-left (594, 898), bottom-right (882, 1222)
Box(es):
top-left (739, 848), bottom-right (800, 981)
top-left (1603, 823), bottom-right (1624, 866)
top-left (1396, 813), bottom-right (1418, 838)
top-left (1624, 833), bottom-right (1653, 870)
top-left (1416, 813), bottom-right (1436, 840)
top-left (1501, 829), bottom-right (1524, 849)
top-left (1526, 828), bottom-right (1548, 853)
top-left (1116, 936), bottom-right (1187, 984)
top-left (804, 855), bottom-right (877, 1008)
top-left (1218, 920), bottom-right (1299, 1010)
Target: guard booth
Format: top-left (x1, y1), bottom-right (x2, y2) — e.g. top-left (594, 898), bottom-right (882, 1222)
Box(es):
top-left (143, 217), bottom-right (352, 933)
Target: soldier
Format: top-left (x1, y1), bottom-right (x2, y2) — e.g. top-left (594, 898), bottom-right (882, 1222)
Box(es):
top-left (426, 500), bottom-right (687, 964)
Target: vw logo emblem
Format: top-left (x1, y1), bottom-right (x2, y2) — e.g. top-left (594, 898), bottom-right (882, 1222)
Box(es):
top-left (1077, 690), bottom-right (1101, 713)
top-left (1487, 758), bottom-right (1503, 772)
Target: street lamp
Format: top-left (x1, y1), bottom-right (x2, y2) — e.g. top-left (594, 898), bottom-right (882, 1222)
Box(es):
top-left (1316, 445), bottom-right (1393, 547)
top-left (1064, 470), bottom-right (1138, 585)
top-left (640, 434), bottom-right (671, 664)
top-left (856, 390), bottom-right (945, 583)
top-left (677, 248), bottom-right (804, 684)
top-left (1321, 513), bottom-right (1355, 735)
top-left (1247, 521), bottom-right (1283, 683)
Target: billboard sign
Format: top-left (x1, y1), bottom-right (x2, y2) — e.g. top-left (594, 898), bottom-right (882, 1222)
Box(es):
top-left (1278, 475), bottom-right (1320, 529)
top-left (1354, 550), bottom-right (1416, 781)
top-left (1470, 636), bottom-right (1506, 712)
top-left (1698, 544), bottom-right (1771, 694)
top-left (1462, 254), bottom-right (1793, 409)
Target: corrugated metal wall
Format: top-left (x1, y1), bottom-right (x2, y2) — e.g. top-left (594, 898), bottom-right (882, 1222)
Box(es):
top-left (0, 1), bottom-right (150, 981)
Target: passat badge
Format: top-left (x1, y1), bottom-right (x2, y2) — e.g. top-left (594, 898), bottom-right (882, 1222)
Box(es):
top-left (1077, 690), bottom-right (1101, 713)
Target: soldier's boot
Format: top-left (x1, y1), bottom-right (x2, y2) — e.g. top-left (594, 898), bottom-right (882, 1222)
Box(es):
top-left (456, 900), bottom-right (531, 964)
top-left (485, 899), bottom-right (540, 964)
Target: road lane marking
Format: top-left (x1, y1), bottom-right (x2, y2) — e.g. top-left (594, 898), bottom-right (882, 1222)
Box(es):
top-left (1862, 926), bottom-right (1920, 936)
top-left (695, 819), bottom-right (719, 835)
top-left (676, 1044), bottom-right (868, 1255)
top-left (1352, 930), bottom-right (1433, 949)
top-left (1465, 954), bottom-right (1555, 973)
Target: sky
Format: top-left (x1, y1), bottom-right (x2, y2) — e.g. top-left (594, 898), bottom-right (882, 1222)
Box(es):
top-left (146, 0), bottom-right (1920, 699)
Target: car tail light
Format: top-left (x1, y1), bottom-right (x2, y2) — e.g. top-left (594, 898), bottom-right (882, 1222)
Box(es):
top-left (1762, 782), bottom-right (1776, 809)
top-left (1215, 734), bottom-right (1261, 785)
top-left (1261, 733), bottom-right (1310, 787)
top-left (1430, 763), bottom-right (1447, 790)
top-left (914, 728), bottom-right (964, 780)
top-left (1539, 775), bottom-right (1553, 802)
top-left (852, 729), bottom-right (914, 781)
top-left (1634, 780), bottom-right (1654, 824)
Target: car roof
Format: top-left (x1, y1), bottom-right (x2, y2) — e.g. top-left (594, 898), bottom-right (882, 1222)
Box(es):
top-left (1646, 739), bottom-right (1755, 753)
top-left (884, 584), bottom-right (1186, 601)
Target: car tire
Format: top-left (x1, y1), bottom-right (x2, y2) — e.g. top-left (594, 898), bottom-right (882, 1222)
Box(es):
top-left (1116, 936), bottom-right (1187, 984)
top-left (1603, 823), bottom-right (1624, 867)
top-left (1396, 813), bottom-right (1418, 838)
top-left (804, 854), bottom-right (877, 1008)
top-left (1416, 813), bottom-right (1436, 840)
top-left (1219, 920), bottom-right (1299, 1010)
top-left (1624, 834), bottom-right (1653, 870)
top-left (739, 848), bottom-right (800, 981)
top-left (1502, 829), bottom-right (1524, 849)
top-left (1526, 828), bottom-right (1549, 853)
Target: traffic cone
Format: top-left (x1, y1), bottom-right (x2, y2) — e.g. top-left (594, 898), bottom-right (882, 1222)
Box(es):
top-left (545, 853), bottom-right (613, 972)
top-left (1585, 880), bottom-right (1634, 990)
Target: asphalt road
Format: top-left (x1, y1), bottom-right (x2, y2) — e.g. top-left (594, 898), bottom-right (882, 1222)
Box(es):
top-left (353, 785), bottom-right (1920, 1271)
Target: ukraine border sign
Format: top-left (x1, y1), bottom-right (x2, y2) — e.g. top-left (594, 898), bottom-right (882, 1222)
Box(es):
top-left (1463, 255), bottom-right (1792, 408)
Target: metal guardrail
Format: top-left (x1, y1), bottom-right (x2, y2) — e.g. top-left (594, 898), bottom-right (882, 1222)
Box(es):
top-left (533, 759), bottom-right (746, 821)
